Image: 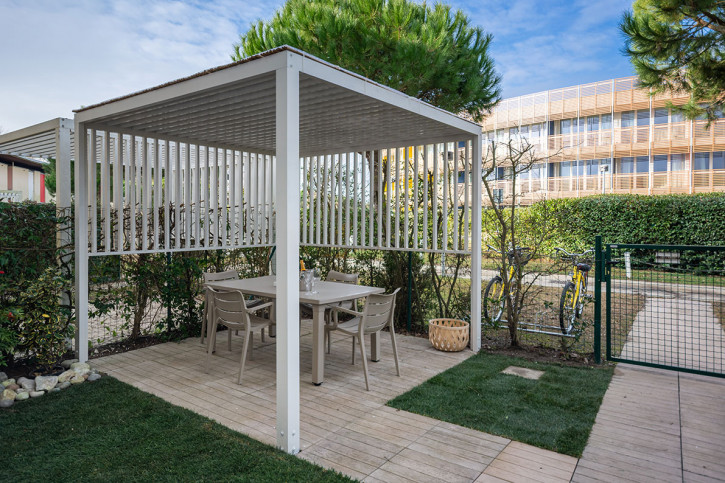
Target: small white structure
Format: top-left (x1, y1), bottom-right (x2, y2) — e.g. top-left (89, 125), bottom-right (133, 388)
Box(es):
top-left (0, 118), bottom-right (73, 205)
top-left (73, 46), bottom-right (482, 454)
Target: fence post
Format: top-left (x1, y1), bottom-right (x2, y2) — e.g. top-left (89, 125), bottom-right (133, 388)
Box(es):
top-left (594, 235), bottom-right (602, 364)
top-left (406, 251), bottom-right (412, 332)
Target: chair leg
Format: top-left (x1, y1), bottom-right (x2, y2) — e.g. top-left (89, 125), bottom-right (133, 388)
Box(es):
top-left (201, 301), bottom-right (208, 345)
top-left (358, 335), bottom-right (370, 391)
top-left (238, 329), bottom-right (250, 385)
top-left (249, 332), bottom-right (254, 360)
top-left (228, 328), bottom-right (233, 352)
top-left (389, 328), bottom-right (401, 376)
top-left (261, 328), bottom-right (265, 343)
top-left (205, 320), bottom-right (218, 374)
top-left (326, 330), bottom-right (331, 354)
top-left (351, 336), bottom-right (356, 364)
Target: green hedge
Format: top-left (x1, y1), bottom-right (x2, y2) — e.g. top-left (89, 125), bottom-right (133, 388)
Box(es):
top-left (485, 193), bottom-right (725, 253)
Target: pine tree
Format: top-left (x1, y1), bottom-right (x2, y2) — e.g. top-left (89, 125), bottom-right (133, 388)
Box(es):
top-left (233, 0), bottom-right (501, 121)
top-left (621, 0), bottom-right (725, 121)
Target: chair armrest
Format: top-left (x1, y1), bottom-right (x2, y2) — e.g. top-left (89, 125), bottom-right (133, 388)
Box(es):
top-left (330, 306), bottom-right (364, 317)
top-left (247, 301), bottom-right (274, 314)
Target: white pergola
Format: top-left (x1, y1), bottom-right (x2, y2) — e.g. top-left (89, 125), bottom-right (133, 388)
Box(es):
top-left (73, 46), bottom-right (482, 454)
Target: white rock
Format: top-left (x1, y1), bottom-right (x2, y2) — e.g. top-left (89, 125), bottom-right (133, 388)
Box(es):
top-left (58, 381), bottom-right (71, 389)
top-left (70, 375), bottom-right (85, 385)
top-left (1, 378), bottom-right (15, 388)
top-left (2, 388), bottom-right (17, 401)
top-left (17, 377), bottom-right (34, 391)
top-left (0, 399), bottom-right (13, 408)
top-left (61, 359), bottom-right (79, 369)
top-left (70, 362), bottom-right (91, 375)
top-left (58, 370), bottom-right (75, 383)
top-left (15, 391), bottom-right (29, 401)
top-left (87, 373), bottom-right (102, 382)
top-left (34, 376), bottom-right (58, 392)
top-left (0, 372), bottom-right (7, 383)
top-left (29, 391), bottom-right (44, 398)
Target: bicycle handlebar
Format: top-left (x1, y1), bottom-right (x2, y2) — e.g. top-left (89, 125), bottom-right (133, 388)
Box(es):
top-left (554, 247), bottom-right (594, 259)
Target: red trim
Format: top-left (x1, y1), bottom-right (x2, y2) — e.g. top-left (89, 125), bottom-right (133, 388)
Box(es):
top-left (40, 174), bottom-right (46, 202)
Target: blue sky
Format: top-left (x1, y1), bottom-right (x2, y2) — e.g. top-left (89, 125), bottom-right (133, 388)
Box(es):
top-left (0, 0), bottom-right (635, 133)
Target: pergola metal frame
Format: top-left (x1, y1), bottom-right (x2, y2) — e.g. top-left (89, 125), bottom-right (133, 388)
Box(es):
top-left (73, 46), bottom-right (482, 454)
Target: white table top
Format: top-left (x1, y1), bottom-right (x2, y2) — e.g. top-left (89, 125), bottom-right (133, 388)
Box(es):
top-left (206, 275), bottom-right (384, 305)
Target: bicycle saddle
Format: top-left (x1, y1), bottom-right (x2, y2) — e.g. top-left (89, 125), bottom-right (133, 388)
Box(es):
top-left (577, 262), bottom-right (591, 272)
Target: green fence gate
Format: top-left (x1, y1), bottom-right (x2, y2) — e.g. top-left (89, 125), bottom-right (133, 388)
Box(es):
top-left (601, 242), bottom-right (725, 378)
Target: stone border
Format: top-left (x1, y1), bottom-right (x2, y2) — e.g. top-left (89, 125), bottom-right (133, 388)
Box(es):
top-left (0, 360), bottom-right (102, 408)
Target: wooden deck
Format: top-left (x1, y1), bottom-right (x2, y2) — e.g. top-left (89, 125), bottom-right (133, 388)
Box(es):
top-left (572, 364), bottom-right (725, 482)
top-left (92, 322), bottom-right (577, 482)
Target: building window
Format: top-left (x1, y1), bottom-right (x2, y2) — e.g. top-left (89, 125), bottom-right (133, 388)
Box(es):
top-left (587, 116), bottom-right (599, 132)
top-left (457, 171), bottom-right (466, 183)
top-left (585, 159), bottom-right (600, 175)
top-left (714, 151), bottom-right (725, 170)
top-left (670, 154), bottom-right (686, 171)
top-left (619, 157), bottom-right (634, 173)
top-left (654, 108), bottom-right (669, 125)
top-left (653, 154), bottom-right (668, 172)
top-left (601, 114), bottom-right (612, 130)
top-left (670, 110), bottom-right (684, 123)
top-left (561, 119), bottom-right (572, 134)
top-left (636, 156), bottom-right (649, 173)
top-left (694, 152), bottom-right (710, 170)
top-left (621, 111), bottom-right (635, 127)
top-left (560, 161), bottom-right (572, 177)
top-left (636, 110), bottom-right (650, 126)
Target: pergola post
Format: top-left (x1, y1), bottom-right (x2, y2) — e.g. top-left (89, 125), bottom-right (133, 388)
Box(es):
top-left (73, 122), bottom-right (89, 362)
top-left (275, 55), bottom-right (301, 454)
top-left (471, 135), bottom-right (482, 352)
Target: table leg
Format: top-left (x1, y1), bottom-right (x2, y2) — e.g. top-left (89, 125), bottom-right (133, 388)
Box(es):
top-left (370, 333), bottom-right (380, 362)
top-left (312, 305), bottom-right (325, 385)
top-left (269, 301), bottom-right (276, 337)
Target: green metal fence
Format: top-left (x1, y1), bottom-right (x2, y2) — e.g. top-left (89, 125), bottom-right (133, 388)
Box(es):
top-left (603, 243), bottom-right (725, 378)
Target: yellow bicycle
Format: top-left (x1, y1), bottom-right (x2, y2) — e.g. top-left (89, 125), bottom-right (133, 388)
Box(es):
top-left (484, 245), bottom-right (531, 323)
top-left (554, 247), bottom-right (594, 334)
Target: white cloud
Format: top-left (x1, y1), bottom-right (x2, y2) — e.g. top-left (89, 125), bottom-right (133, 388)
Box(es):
top-left (0, 0), bottom-right (280, 132)
top-left (449, 0), bottom-right (635, 98)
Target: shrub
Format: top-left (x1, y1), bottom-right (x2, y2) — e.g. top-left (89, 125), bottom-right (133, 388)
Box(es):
top-left (16, 266), bottom-right (73, 370)
top-left (0, 308), bottom-right (20, 368)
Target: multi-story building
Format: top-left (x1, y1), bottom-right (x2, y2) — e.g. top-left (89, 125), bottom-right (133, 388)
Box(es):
top-left (481, 76), bottom-right (725, 203)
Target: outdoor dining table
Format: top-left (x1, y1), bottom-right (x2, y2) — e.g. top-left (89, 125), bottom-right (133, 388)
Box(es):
top-left (206, 275), bottom-right (385, 385)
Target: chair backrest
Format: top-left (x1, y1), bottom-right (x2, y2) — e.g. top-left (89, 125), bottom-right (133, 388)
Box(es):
top-left (203, 270), bottom-right (239, 284)
top-left (362, 288), bottom-right (400, 334)
top-left (209, 287), bottom-right (249, 328)
top-left (326, 270), bottom-right (359, 284)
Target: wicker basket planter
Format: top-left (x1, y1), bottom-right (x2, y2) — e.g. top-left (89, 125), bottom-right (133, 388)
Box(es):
top-left (428, 318), bottom-right (469, 352)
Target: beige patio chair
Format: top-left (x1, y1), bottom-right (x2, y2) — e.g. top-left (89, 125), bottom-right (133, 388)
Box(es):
top-left (205, 287), bottom-right (275, 385)
top-left (324, 270), bottom-right (360, 353)
top-left (202, 270), bottom-right (239, 345)
top-left (327, 288), bottom-right (401, 391)
top-left (202, 270), bottom-right (268, 345)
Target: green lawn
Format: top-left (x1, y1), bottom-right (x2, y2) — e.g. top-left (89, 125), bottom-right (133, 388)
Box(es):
top-left (388, 352), bottom-right (613, 457)
top-left (0, 377), bottom-right (352, 482)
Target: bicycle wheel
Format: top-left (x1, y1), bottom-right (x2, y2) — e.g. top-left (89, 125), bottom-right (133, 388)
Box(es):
top-left (484, 276), bottom-right (506, 324)
top-left (559, 281), bottom-right (577, 334)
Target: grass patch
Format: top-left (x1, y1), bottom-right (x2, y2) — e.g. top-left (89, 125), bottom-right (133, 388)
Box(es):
top-left (0, 377), bottom-right (352, 482)
top-left (388, 352), bottom-right (613, 457)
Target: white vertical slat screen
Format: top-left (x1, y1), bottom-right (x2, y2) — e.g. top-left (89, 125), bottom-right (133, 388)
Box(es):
top-left (81, 128), bottom-right (278, 255)
top-left (296, 141), bottom-right (474, 255)
top-left (82, 129), bottom-right (473, 257)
